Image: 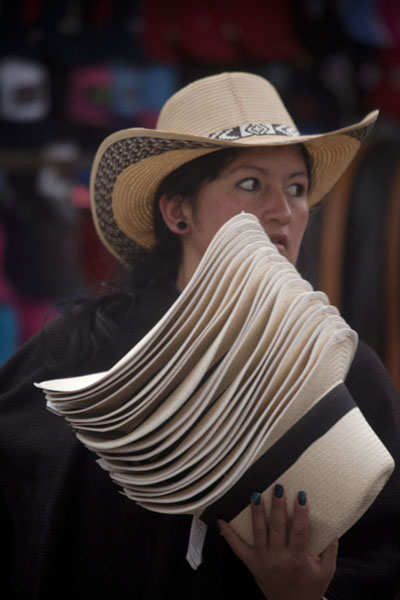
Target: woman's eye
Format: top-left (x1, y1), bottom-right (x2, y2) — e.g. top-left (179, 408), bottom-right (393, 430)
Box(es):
top-left (237, 177), bottom-right (260, 191)
top-left (287, 183), bottom-right (306, 197)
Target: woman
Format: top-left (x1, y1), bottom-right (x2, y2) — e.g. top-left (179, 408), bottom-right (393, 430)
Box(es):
top-left (0, 72), bottom-right (399, 599)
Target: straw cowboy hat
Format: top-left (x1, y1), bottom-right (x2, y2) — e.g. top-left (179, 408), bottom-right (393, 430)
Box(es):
top-left (90, 71), bottom-right (378, 267)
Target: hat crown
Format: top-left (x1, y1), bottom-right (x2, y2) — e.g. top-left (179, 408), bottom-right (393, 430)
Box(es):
top-left (156, 72), bottom-right (297, 138)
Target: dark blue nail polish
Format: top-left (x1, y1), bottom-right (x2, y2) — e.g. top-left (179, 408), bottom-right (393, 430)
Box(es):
top-left (298, 491), bottom-right (307, 506)
top-left (251, 492), bottom-right (261, 505)
top-left (274, 484), bottom-right (283, 498)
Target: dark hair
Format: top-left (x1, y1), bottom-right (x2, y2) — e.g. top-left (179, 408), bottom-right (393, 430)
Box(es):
top-left (130, 147), bottom-right (243, 287)
top-left (46, 144), bottom-right (312, 369)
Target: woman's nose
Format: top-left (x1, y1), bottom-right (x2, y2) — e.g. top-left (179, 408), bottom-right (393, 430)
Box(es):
top-left (261, 188), bottom-right (291, 224)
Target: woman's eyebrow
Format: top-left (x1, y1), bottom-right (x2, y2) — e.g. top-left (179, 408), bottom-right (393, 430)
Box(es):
top-left (227, 164), bottom-right (268, 175)
top-left (288, 170), bottom-right (309, 179)
top-left (227, 164), bottom-right (308, 178)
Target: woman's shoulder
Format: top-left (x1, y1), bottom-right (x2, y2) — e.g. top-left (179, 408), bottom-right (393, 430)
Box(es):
top-left (0, 279), bottom-right (179, 399)
top-left (347, 340), bottom-right (399, 407)
top-left (346, 340), bottom-right (400, 460)
top-left (0, 300), bottom-right (124, 399)
top-left (0, 312), bottom-right (71, 396)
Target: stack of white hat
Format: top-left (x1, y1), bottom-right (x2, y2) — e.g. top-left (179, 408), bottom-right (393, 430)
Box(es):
top-left (37, 213), bottom-right (394, 555)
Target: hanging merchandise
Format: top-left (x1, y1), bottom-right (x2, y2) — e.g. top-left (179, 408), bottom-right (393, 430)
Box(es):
top-left (68, 167), bottom-right (118, 290)
top-left (368, 48), bottom-right (400, 120)
top-left (177, 0), bottom-right (240, 64)
top-left (139, 65), bottom-right (179, 127)
top-left (0, 0), bottom-right (45, 58)
top-left (110, 65), bottom-right (144, 121)
top-left (101, 0), bottom-right (145, 62)
top-left (0, 225), bottom-right (19, 364)
top-left (36, 141), bottom-right (81, 204)
top-left (234, 0), bottom-right (303, 62)
top-left (66, 64), bottom-right (113, 127)
top-left (70, 167), bottom-right (91, 210)
top-left (317, 137), bottom-right (400, 391)
top-left (67, 63), bottom-right (179, 129)
top-left (0, 56), bottom-right (50, 122)
top-left (45, 0), bottom-right (98, 65)
top-left (4, 164), bottom-right (83, 301)
top-left (140, 0), bottom-right (181, 62)
top-left (381, 0), bottom-right (400, 46)
top-left (338, 0), bottom-right (394, 48)
top-left (45, 0), bottom-right (143, 65)
top-left (292, 1), bottom-right (352, 59)
top-left (110, 64), bottom-right (178, 127)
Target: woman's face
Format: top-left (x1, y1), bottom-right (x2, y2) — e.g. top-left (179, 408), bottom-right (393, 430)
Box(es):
top-left (182, 145), bottom-right (310, 266)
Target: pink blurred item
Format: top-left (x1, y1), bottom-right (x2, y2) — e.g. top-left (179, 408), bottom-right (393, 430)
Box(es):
top-left (67, 65), bottom-right (113, 127)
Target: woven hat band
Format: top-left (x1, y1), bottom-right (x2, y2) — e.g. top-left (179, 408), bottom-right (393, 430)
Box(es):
top-left (209, 123), bottom-right (300, 140)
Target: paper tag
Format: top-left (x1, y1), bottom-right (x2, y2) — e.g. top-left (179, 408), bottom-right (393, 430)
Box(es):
top-left (186, 515), bottom-right (207, 570)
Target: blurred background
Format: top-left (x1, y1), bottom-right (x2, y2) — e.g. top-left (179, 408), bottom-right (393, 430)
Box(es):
top-left (0, 0), bottom-right (399, 391)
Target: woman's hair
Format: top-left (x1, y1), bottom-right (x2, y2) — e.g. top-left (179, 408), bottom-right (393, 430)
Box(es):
top-left (46, 144), bottom-right (312, 370)
top-left (131, 147), bottom-right (243, 287)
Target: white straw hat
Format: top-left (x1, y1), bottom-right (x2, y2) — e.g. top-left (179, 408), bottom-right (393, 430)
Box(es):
top-left (37, 213), bottom-right (394, 555)
top-left (90, 71), bottom-right (378, 267)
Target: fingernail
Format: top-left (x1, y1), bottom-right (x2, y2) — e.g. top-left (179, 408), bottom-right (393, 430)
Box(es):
top-left (298, 491), bottom-right (307, 506)
top-left (251, 492), bottom-right (261, 505)
top-left (274, 484), bottom-right (284, 498)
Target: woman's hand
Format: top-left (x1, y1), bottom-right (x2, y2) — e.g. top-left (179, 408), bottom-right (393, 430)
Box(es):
top-left (218, 485), bottom-right (338, 600)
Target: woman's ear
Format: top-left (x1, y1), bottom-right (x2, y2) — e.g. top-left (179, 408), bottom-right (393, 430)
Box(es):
top-left (158, 193), bottom-right (191, 236)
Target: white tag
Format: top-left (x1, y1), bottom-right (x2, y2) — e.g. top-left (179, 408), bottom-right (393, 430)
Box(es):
top-left (186, 516), bottom-right (208, 570)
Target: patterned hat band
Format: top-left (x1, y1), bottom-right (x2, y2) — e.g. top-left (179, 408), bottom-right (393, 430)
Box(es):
top-left (209, 123), bottom-right (300, 141)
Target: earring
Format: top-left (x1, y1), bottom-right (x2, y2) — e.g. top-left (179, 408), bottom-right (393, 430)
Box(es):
top-left (177, 221), bottom-right (187, 231)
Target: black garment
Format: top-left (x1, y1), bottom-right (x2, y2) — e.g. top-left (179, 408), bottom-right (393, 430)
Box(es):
top-left (0, 281), bottom-right (399, 599)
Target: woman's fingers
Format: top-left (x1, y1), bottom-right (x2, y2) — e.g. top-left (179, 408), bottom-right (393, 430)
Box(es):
top-left (218, 489), bottom-right (270, 565)
top-left (218, 487), bottom-right (338, 600)
top-left (251, 492), bottom-right (268, 551)
top-left (217, 519), bottom-right (253, 565)
top-left (288, 491), bottom-right (309, 555)
top-left (320, 537), bottom-right (339, 573)
top-left (268, 484), bottom-right (288, 552)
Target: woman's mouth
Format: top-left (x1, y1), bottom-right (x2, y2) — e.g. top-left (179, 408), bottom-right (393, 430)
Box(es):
top-left (269, 233), bottom-right (287, 253)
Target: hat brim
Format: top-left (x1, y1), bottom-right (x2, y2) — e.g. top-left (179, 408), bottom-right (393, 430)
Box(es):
top-left (90, 110), bottom-right (378, 266)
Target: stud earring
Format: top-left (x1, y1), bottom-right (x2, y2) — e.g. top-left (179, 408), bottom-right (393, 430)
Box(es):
top-left (177, 221), bottom-right (187, 231)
